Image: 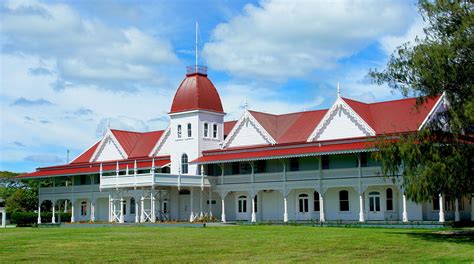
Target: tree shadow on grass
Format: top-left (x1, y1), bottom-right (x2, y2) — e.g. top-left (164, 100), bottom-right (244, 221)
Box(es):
top-left (389, 230), bottom-right (474, 245)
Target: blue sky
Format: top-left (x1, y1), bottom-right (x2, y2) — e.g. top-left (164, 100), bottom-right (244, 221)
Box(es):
top-left (0, 0), bottom-right (424, 172)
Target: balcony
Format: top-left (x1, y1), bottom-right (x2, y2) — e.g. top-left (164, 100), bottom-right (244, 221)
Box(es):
top-left (99, 173), bottom-right (211, 189)
top-left (39, 184), bottom-right (100, 195)
top-left (213, 167), bottom-right (383, 185)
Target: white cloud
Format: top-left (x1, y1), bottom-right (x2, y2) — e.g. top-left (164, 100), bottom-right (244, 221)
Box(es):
top-left (380, 17), bottom-right (426, 56)
top-left (203, 0), bottom-right (416, 80)
top-left (0, 0), bottom-right (179, 90)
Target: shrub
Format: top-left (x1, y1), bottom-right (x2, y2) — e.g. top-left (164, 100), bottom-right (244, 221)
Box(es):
top-left (11, 212), bottom-right (72, 227)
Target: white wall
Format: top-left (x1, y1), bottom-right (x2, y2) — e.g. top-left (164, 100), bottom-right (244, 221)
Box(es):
top-left (226, 118), bottom-right (270, 148)
top-left (96, 137), bottom-right (123, 162)
top-left (169, 111), bottom-right (224, 175)
top-left (317, 107), bottom-right (369, 141)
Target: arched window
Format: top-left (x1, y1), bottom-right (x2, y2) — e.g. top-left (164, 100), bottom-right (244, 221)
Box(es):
top-left (179, 189), bottom-right (190, 195)
top-left (212, 124), bottom-right (218, 138)
top-left (314, 191), bottom-right (320, 211)
top-left (81, 201), bottom-right (87, 216)
top-left (181, 154), bottom-right (188, 174)
top-left (177, 125), bottom-right (182, 138)
top-left (187, 123), bottom-right (192, 137)
top-left (369, 191), bottom-right (381, 212)
top-left (386, 188), bottom-right (393, 211)
top-left (123, 200), bottom-right (127, 215)
top-left (298, 193), bottom-right (309, 213)
top-left (204, 123), bottom-right (209, 138)
top-left (130, 198), bottom-right (136, 214)
top-left (238, 195), bottom-right (247, 213)
top-left (339, 190), bottom-right (349, 211)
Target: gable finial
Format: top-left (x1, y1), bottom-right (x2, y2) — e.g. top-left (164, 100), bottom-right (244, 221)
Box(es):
top-left (337, 82), bottom-right (341, 98)
top-left (244, 97), bottom-right (248, 111)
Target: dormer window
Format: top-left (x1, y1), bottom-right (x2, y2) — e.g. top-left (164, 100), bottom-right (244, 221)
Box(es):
top-left (204, 123), bottom-right (209, 138)
top-left (187, 123), bottom-right (192, 137)
top-left (177, 125), bottom-right (182, 138)
top-left (213, 124), bottom-right (218, 138)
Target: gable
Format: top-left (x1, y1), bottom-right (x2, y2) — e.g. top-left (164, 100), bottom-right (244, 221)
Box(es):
top-left (93, 136), bottom-right (127, 162)
top-left (223, 111), bottom-right (276, 148)
top-left (149, 127), bottom-right (171, 157)
top-left (308, 98), bottom-right (375, 142)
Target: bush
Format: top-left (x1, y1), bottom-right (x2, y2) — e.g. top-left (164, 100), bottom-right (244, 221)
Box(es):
top-left (11, 212), bottom-right (72, 227)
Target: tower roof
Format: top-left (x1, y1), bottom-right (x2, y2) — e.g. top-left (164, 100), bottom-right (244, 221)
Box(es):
top-left (169, 70), bottom-right (224, 114)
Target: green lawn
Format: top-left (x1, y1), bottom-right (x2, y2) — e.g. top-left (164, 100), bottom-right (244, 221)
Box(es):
top-left (1, 225), bottom-right (473, 263)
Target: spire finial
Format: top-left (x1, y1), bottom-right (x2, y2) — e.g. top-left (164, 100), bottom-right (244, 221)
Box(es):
top-left (195, 20), bottom-right (198, 72)
top-left (107, 120), bottom-right (111, 130)
top-left (337, 82), bottom-right (341, 98)
top-left (244, 97), bottom-right (248, 110)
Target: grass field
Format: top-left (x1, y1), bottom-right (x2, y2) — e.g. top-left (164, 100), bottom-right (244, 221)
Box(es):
top-left (1, 225), bottom-right (473, 263)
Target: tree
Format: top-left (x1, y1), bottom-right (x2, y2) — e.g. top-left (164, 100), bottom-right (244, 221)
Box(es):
top-left (369, 0), bottom-right (473, 202)
top-left (0, 171), bottom-right (39, 213)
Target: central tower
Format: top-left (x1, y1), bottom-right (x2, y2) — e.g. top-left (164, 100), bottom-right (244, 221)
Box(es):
top-left (168, 66), bottom-right (225, 175)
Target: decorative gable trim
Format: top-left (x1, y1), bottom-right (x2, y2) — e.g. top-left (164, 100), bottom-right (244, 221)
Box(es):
top-left (307, 97), bottom-right (376, 142)
top-left (418, 92), bottom-right (447, 130)
top-left (89, 129), bottom-right (128, 162)
top-left (222, 110), bottom-right (277, 149)
top-left (149, 126), bottom-right (171, 157)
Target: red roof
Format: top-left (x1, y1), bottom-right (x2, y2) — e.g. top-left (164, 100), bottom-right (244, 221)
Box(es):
top-left (193, 140), bottom-right (376, 164)
top-left (224, 120), bottom-right (237, 136)
top-left (249, 109), bottom-right (327, 144)
top-left (170, 73), bottom-right (224, 114)
top-left (70, 129), bottom-right (165, 164)
top-left (18, 157), bottom-right (170, 179)
top-left (343, 96), bottom-right (440, 134)
top-left (70, 141), bottom-right (100, 163)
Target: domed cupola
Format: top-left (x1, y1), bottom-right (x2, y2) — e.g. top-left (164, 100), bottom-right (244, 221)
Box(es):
top-left (169, 66), bottom-right (224, 114)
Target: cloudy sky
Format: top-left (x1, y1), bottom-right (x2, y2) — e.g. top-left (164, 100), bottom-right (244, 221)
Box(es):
top-left (0, 0), bottom-right (424, 172)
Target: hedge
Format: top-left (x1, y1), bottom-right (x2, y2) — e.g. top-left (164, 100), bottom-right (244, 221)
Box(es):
top-left (11, 212), bottom-right (72, 227)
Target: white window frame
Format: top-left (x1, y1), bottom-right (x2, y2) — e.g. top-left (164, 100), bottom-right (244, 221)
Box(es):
top-left (368, 191), bottom-right (381, 212)
top-left (298, 193), bottom-right (309, 213)
top-left (187, 123), bottom-right (192, 138)
top-left (81, 201), bottom-right (88, 216)
top-left (177, 125), bottom-right (182, 139)
top-left (204, 123), bottom-right (209, 138)
top-left (212, 123), bottom-right (218, 139)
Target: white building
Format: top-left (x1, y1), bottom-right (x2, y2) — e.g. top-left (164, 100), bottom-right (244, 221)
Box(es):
top-left (20, 66), bottom-right (474, 224)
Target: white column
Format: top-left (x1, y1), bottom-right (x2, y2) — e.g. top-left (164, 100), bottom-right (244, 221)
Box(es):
top-left (119, 198), bottom-right (124, 223)
top-left (189, 188), bottom-right (194, 222)
top-left (208, 188), bottom-right (212, 217)
top-left (71, 200), bottom-right (75, 223)
top-left (358, 194), bottom-right (365, 222)
top-left (90, 201), bottom-right (95, 222)
top-left (439, 194), bottom-right (445, 223)
top-left (64, 200), bottom-right (68, 213)
top-left (151, 191), bottom-right (156, 222)
top-left (199, 188), bottom-right (203, 217)
top-left (251, 194), bottom-right (256, 223)
top-left (37, 204), bottom-right (41, 224)
top-left (221, 197), bottom-right (226, 223)
top-left (112, 200), bottom-right (116, 222)
top-left (135, 198), bottom-right (139, 223)
top-left (402, 194), bottom-right (408, 222)
top-left (1, 211), bottom-right (5, 228)
top-left (454, 198), bottom-right (460, 222)
top-left (471, 195), bottom-right (474, 221)
top-left (283, 196), bottom-right (288, 223)
top-left (319, 192), bottom-right (325, 222)
top-left (51, 201), bottom-right (56, 224)
top-left (108, 194), bottom-right (112, 222)
top-left (140, 196), bottom-right (145, 223)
